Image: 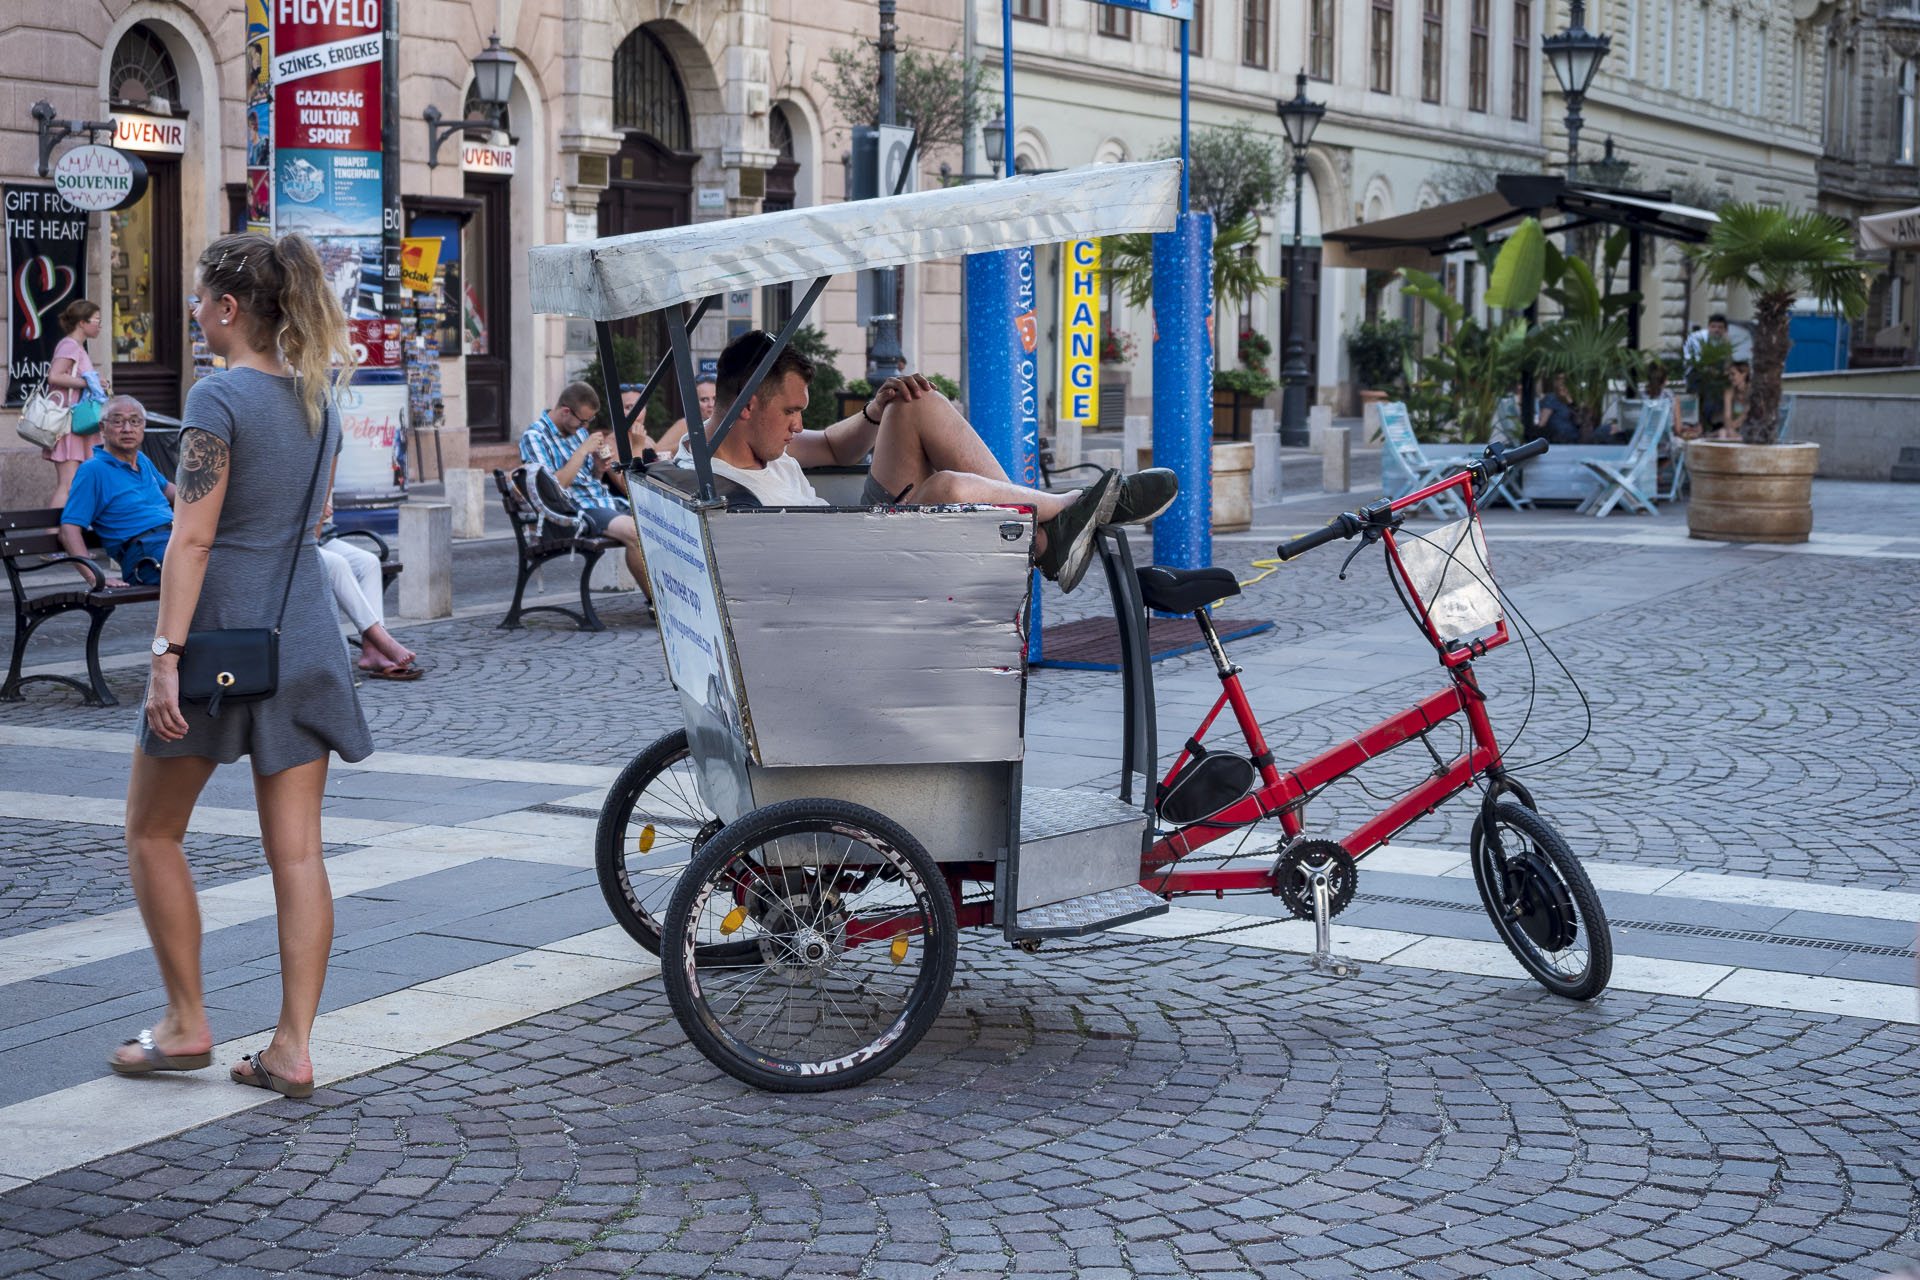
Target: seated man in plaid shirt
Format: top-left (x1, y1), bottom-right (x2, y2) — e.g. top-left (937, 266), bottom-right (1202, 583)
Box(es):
top-left (518, 381), bottom-right (652, 607)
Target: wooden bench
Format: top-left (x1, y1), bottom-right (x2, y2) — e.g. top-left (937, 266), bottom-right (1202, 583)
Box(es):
top-left (319, 526), bottom-right (405, 597)
top-left (2, 508), bottom-right (162, 707)
top-left (493, 467), bottom-right (622, 632)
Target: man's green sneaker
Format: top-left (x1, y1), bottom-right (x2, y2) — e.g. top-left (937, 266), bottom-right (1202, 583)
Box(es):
top-left (1037, 469), bottom-right (1121, 593)
top-left (1113, 468), bottom-right (1179, 525)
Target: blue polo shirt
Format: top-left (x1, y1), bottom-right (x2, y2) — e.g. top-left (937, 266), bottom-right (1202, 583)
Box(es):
top-left (60, 446), bottom-right (173, 555)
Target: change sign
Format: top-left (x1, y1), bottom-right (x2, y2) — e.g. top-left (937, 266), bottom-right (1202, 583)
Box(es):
top-left (1058, 239), bottom-right (1100, 425)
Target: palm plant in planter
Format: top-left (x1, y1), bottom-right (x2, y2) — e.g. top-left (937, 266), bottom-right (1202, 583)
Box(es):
top-left (1683, 204), bottom-right (1872, 543)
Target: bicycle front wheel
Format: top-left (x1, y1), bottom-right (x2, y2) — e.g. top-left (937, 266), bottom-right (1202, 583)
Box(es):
top-left (661, 798), bottom-right (957, 1092)
top-left (1470, 801), bottom-right (1612, 1000)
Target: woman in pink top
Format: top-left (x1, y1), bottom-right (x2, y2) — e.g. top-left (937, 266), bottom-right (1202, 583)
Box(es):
top-left (46, 299), bottom-right (105, 505)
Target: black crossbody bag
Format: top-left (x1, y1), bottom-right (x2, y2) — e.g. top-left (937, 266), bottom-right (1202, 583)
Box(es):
top-left (178, 421), bottom-right (330, 719)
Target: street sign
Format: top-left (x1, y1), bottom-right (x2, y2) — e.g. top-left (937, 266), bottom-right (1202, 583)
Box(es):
top-left (51, 144), bottom-right (147, 211)
top-left (879, 125), bottom-right (916, 196)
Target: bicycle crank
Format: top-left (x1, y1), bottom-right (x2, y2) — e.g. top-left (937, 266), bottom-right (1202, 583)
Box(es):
top-left (1275, 840), bottom-right (1362, 979)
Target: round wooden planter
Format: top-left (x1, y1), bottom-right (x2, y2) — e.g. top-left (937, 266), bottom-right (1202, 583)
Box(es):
top-left (1686, 440), bottom-right (1820, 544)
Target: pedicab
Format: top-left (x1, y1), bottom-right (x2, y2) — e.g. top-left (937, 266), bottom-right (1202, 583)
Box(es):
top-left (528, 160), bottom-right (1613, 1093)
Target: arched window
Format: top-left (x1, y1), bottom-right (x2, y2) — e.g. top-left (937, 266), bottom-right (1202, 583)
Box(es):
top-left (769, 104), bottom-right (793, 162)
top-left (109, 24), bottom-right (181, 110)
top-left (612, 27), bottom-right (690, 148)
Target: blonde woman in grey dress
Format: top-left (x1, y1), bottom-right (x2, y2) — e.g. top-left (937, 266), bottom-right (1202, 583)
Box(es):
top-left (108, 232), bottom-right (373, 1099)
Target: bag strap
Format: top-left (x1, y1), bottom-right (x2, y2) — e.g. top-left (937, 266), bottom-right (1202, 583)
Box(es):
top-left (272, 410), bottom-right (332, 633)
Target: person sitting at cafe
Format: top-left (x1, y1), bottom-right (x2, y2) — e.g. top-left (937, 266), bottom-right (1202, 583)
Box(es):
top-left (57, 396), bottom-right (174, 587)
top-left (683, 330), bottom-right (1178, 593)
top-left (1534, 375), bottom-right (1580, 445)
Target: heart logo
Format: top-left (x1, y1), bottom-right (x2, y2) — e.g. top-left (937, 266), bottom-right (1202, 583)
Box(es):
top-left (14, 255), bottom-right (77, 343)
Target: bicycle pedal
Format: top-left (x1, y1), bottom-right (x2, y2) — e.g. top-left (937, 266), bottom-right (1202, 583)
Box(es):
top-left (1310, 951), bottom-right (1363, 979)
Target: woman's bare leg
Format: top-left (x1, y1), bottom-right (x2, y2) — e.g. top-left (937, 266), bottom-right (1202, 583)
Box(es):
top-left (50, 458), bottom-right (79, 508)
top-left (232, 755), bottom-right (332, 1088)
top-left (114, 750), bottom-right (219, 1066)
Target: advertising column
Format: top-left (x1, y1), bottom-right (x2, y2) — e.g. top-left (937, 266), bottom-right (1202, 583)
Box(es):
top-left (271, 0), bottom-right (405, 499)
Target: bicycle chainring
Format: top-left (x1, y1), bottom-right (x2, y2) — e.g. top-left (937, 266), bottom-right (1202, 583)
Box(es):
top-left (1274, 840), bottom-right (1358, 922)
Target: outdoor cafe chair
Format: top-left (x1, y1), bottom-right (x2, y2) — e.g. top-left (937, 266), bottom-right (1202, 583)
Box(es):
top-left (1378, 402), bottom-right (1470, 521)
top-left (1577, 398), bottom-right (1671, 517)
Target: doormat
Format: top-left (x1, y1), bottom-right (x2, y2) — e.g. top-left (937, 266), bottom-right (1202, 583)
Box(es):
top-left (1032, 616), bottom-right (1274, 671)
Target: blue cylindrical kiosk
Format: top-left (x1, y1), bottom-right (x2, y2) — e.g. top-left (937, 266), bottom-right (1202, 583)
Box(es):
top-left (1151, 212), bottom-right (1214, 573)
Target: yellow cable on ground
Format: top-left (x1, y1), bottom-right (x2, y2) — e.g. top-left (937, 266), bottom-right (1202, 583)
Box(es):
top-left (1238, 558), bottom-right (1284, 589)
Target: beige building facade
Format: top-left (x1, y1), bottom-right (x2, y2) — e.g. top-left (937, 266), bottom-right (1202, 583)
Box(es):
top-left (1, 0), bottom-right (962, 503)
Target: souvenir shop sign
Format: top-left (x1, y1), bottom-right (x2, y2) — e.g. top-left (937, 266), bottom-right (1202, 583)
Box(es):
top-left (112, 114), bottom-right (187, 154)
top-left (4, 184), bottom-right (90, 405)
top-left (52, 145), bottom-right (148, 213)
top-left (460, 143), bottom-right (514, 176)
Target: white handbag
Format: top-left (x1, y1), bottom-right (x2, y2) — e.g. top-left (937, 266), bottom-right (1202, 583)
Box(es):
top-left (15, 381), bottom-right (72, 450)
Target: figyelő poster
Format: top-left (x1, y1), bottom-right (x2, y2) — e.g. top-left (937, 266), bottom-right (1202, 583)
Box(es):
top-left (272, 0), bottom-right (393, 366)
top-left (4, 185), bottom-right (89, 406)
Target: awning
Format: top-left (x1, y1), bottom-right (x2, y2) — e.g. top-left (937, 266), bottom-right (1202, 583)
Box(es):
top-left (1322, 173), bottom-right (1719, 271)
top-left (529, 159), bottom-right (1182, 321)
top-left (1860, 205), bottom-right (1920, 251)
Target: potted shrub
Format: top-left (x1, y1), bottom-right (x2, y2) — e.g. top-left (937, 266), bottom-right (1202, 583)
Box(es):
top-left (1213, 329), bottom-right (1277, 439)
top-left (1346, 318), bottom-right (1411, 409)
top-left (1684, 204), bottom-right (1871, 543)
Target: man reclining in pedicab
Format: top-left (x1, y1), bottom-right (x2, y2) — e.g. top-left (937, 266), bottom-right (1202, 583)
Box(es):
top-left (677, 330), bottom-right (1177, 593)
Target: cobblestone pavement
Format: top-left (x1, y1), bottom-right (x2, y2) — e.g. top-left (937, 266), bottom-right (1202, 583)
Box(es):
top-left (3, 482), bottom-right (1919, 1278)
top-left (1, 944), bottom-right (1916, 1280)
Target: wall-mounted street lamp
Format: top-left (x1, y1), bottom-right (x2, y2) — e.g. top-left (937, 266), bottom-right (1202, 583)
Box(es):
top-left (1274, 70), bottom-right (1326, 448)
top-left (423, 34), bottom-right (516, 168)
top-left (1587, 135), bottom-right (1630, 187)
top-left (1543, 0), bottom-right (1611, 179)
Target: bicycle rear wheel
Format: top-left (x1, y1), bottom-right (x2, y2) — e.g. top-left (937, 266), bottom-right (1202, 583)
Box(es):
top-left (594, 729), bottom-right (720, 955)
top-left (1469, 801), bottom-right (1612, 1000)
top-left (660, 798), bottom-right (957, 1092)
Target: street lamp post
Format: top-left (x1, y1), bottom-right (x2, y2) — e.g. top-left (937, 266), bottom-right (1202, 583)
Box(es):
top-left (423, 34), bottom-right (517, 168)
top-left (1274, 71), bottom-right (1325, 449)
top-left (983, 112), bottom-right (1006, 178)
top-left (1542, 0), bottom-right (1611, 179)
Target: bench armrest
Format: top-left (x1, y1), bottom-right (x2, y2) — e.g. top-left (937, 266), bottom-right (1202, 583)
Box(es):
top-left (325, 527), bottom-right (393, 560)
top-left (11, 553), bottom-right (107, 591)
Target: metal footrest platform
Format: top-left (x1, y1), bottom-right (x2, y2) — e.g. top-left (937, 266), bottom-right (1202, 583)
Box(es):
top-left (1013, 884), bottom-right (1167, 939)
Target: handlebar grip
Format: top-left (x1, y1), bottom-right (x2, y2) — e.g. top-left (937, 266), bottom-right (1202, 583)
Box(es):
top-left (1500, 438), bottom-right (1549, 466)
top-left (1275, 515), bottom-right (1358, 561)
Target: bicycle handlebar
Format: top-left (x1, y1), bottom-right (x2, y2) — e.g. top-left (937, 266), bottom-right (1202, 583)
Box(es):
top-left (1273, 439), bottom-right (1549, 562)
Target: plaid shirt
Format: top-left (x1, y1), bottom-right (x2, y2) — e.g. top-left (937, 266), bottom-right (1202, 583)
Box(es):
top-left (518, 412), bottom-right (628, 514)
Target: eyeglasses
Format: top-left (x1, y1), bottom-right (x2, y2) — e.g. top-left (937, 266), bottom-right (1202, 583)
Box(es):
top-left (104, 414), bottom-right (144, 426)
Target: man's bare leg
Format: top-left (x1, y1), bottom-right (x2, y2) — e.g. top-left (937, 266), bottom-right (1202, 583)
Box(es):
top-left (868, 391), bottom-right (1011, 496)
top-left (911, 470), bottom-right (1077, 524)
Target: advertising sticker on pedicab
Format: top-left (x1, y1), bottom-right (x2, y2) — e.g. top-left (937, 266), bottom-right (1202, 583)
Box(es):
top-left (632, 484), bottom-right (744, 741)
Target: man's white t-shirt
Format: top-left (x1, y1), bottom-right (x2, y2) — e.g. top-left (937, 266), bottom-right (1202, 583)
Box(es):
top-left (678, 445), bottom-right (827, 507)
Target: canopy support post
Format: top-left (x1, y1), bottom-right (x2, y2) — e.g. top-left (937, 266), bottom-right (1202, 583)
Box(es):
top-left (666, 304), bottom-right (721, 505)
top-left (705, 276), bottom-right (832, 455)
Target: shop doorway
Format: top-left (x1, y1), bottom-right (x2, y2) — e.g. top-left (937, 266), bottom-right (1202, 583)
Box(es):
top-left (463, 175), bottom-right (512, 443)
top-left (110, 154), bottom-right (182, 417)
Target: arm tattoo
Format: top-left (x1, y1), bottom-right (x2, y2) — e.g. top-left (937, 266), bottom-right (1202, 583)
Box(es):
top-left (178, 429), bottom-right (229, 505)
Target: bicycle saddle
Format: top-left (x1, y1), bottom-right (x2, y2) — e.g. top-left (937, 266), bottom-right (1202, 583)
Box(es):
top-left (1136, 565), bottom-right (1241, 615)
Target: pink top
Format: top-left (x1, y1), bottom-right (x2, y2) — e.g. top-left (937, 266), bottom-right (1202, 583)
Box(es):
top-left (52, 336), bottom-right (93, 408)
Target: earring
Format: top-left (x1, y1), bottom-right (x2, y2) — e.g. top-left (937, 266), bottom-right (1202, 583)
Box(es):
top-left (219, 317), bottom-right (229, 326)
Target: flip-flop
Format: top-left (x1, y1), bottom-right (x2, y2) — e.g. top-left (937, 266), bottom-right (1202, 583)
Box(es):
top-left (230, 1050), bottom-right (315, 1099)
top-left (360, 663), bottom-right (424, 681)
top-left (108, 1028), bottom-right (213, 1075)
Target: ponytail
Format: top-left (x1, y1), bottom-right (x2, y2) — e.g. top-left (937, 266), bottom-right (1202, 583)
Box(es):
top-left (271, 234), bottom-right (358, 434)
top-left (197, 231), bottom-right (358, 435)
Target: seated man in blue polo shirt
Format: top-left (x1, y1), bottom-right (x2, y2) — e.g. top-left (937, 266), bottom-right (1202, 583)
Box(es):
top-left (58, 396), bottom-right (175, 587)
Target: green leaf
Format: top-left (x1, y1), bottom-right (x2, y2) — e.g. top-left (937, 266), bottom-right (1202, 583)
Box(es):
top-left (1396, 267), bottom-right (1465, 327)
top-left (1484, 218), bottom-right (1546, 312)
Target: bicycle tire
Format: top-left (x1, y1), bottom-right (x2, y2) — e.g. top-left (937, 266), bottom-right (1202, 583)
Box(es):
top-left (594, 728), bottom-right (717, 955)
top-left (661, 798), bottom-right (957, 1093)
top-left (1469, 800), bottom-right (1612, 1000)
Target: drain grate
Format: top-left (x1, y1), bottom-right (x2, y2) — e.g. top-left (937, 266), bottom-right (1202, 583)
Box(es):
top-left (1356, 893), bottom-right (1918, 959)
top-left (524, 803), bottom-right (602, 819)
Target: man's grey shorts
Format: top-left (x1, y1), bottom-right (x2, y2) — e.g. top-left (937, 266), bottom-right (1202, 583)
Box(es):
top-left (860, 472), bottom-right (913, 506)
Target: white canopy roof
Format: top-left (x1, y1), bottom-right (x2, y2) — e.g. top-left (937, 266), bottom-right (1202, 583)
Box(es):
top-left (1860, 205), bottom-right (1920, 251)
top-left (529, 160), bottom-right (1183, 321)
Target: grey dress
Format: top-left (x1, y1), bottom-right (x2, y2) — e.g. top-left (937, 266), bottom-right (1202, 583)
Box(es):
top-left (137, 369), bottom-right (374, 773)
